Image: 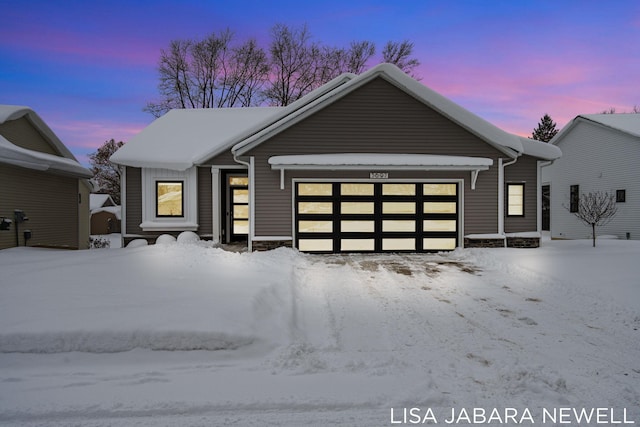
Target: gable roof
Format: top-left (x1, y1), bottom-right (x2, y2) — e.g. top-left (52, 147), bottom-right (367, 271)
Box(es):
top-left (111, 64), bottom-right (560, 170)
top-left (0, 105), bottom-right (93, 178)
top-left (90, 193), bottom-right (117, 210)
top-left (231, 63), bottom-right (560, 161)
top-left (552, 114), bottom-right (640, 143)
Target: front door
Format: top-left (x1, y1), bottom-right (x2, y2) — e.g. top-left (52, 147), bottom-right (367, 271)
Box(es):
top-left (227, 175), bottom-right (249, 242)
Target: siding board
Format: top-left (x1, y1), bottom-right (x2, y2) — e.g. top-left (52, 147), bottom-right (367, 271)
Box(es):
top-left (246, 77), bottom-right (504, 237)
top-left (0, 117), bottom-right (59, 155)
top-left (0, 164), bottom-right (78, 249)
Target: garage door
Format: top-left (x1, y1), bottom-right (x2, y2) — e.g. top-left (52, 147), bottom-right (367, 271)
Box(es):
top-left (295, 182), bottom-right (458, 253)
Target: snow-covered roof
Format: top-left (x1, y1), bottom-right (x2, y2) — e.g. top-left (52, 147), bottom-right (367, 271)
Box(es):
top-left (90, 193), bottom-right (116, 210)
top-left (111, 64), bottom-right (562, 171)
top-left (552, 114), bottom-right (640, 143)
top-left (110, 107), bottom-right (283, 170)
top-left (233, 63), bottom-right (545, 159)
top-left (518, 136), bottom-right (562, 160)
top-left (0, 105), bottom-right (80, 162)
top-left (0, 135), bottom-right (93, 178)
top-left (268, 153), bottom-right (493, 169)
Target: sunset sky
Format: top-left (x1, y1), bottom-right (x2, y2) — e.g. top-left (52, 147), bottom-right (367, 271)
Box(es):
top-left (1, 0), bottom-right (638, 164)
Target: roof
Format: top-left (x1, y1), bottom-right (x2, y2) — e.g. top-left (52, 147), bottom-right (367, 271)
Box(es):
top-left (232, 63), bottom-right (559, 161)
top-left (111, 64), bottom-right (561, 171)
top-left (552, 114), bottom-right (640, 143)
top-left (90, 193), bottom-right (116, 210)
top-left (0, 105), bottom-right (93, 178)
top-left (110, 107), bottom-right (283, 170)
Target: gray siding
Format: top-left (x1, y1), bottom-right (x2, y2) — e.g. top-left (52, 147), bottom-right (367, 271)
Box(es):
top-left (0, 164), bottom-right (79, 249)
top-left (504, 155), bottom-right (538, 233)
top-left (125, 166), bottom-right (144, 236)
top-left (0, 117), bottom-right (59, 155)
top-left (246, 77), bottom-right (504, 237)
top-left (124, 166), bottom-right (213, 239)
top-left (197, 167), bottom-right (213, 235)
top-left (201, 149), bottom-right (238, 166)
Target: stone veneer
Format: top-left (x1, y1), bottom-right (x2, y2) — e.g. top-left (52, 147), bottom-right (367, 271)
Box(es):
top-left (252, 240), bottom-right (293, 251)
top-left (464, 237), bottom-right (540, 249)
top-left (464, 237), bottom-right (506, 248)
top-left (506, 236), bottom-right (540, 248)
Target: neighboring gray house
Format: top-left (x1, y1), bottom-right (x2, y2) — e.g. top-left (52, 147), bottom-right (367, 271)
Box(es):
top-left (111, 64), bottom-right (561, 253)
top-left (543, 114), bottom-right (639, 240)
top-left (0, 105), bottom-right (93, 250)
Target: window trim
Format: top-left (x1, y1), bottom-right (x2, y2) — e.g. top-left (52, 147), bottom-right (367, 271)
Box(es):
top-left (156, 180), bottom-right (185, 218)
top-left (140, 167), bottom-right (198, 232)
top-left (616, 189), bottom-right (626, 203)
top-left (506, 183), bottom-right (525, 217)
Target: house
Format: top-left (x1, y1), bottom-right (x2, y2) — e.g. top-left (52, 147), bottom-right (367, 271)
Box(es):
top-left (110, 64), bottom-right (561, 253)
top-left (543, 114), bottom-right (639, 240)
top-left (0, 105), bottom-right (93, 250)
top-left (90, 194), bottom-right (121, 235)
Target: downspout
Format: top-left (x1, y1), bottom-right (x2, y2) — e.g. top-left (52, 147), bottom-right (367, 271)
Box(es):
top-left (499, 156), bottom-right (518, 246)
top-left (233, 152), bottom-right (253, 252)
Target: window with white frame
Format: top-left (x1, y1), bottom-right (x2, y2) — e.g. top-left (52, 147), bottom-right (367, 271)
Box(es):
top-left (141, 168), bottom-right (198, 231)
top-left (507, 183), bottom-right (524, 216)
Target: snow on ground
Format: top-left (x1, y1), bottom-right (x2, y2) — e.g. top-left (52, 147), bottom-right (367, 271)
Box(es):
top-left (0, 238), bottom-right (638, 426)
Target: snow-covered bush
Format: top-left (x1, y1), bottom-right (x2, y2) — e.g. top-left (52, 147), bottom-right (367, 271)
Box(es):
top-left (126, 239), bottom-right (149, 248)
top-left (155, 234), bottom-right (177, 245)
top-left (176, 231), bottom-right (200, 245)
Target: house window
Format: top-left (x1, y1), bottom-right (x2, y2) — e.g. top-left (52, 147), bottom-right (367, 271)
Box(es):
top-left (616, 189), bottom-right (626, 203)
top-left (156, 181), bottom-right (184, 217)
top-left (507, 183), bottom-right (524, 216)
top-left (570, 185), bottom-right (579, 213)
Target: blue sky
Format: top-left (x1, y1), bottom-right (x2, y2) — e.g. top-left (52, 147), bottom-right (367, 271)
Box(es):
top-left (1, 0), bottom-right (638, 164)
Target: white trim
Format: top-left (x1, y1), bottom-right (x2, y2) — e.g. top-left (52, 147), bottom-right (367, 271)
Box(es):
top-left (140, 167), bottom-right (198, 232)
top-left (499, 157), bottom-right (518, 244)
top-left (248, 156), bottom-right (255, 252)
top-left (290, 178), bottom-right (464, 250)
top-left (120, 166), bottom-right (126, 248)
top-left (273, 164), bottom-right (489, 172)
top-left (211, 167), bottom-right (221, 242)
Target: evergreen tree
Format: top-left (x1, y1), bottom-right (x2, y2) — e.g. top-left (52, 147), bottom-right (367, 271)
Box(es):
top-left (89, 139), bottom-right (125, 204)
top-left (531, 114), bottom-right (559, 142)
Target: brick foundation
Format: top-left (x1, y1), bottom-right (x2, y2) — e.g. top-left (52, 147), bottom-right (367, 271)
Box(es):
top-left (252, 240), bottom-right (293, 251)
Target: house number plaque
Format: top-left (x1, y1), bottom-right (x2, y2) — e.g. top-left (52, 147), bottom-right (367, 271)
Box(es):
top-left (369, 172), bottom-right (389, 179)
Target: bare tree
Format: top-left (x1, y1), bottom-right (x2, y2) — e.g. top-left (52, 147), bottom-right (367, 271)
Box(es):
top-left (263, 24), bottom-right (322, 106)
top-left (90, 139), bottom-right (124, 204)
top-left (146, 24), bottom-right (420, 112)
top-left (565, 191), bottom-right (618, 247)
top-left (382, 40), bottom-right (420, 78)
top-left (145, 30), bottom-right (269, 116)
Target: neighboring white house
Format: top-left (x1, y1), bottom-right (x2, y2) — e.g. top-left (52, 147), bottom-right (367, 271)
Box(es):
top-left (543, 114), bottom-right (640, 240)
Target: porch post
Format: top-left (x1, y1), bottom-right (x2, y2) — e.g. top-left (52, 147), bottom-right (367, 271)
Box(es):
top-left (211, 167), bottom-right (221, 242)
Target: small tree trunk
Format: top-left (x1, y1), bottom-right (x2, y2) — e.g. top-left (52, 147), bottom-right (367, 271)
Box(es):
top-left (592, 223), bottom-right (596, 247)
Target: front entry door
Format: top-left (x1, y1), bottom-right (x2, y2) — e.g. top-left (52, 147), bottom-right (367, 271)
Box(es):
top-left (228, 175), bottom-right (249, 241)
